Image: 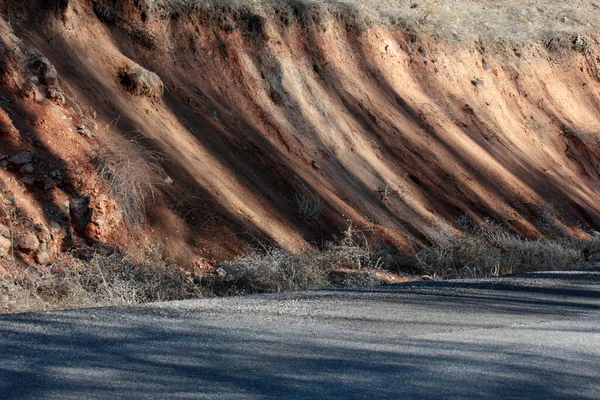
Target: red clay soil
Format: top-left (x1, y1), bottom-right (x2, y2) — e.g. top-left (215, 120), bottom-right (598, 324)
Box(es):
top-left (0, 0), bottom-right (599, 272)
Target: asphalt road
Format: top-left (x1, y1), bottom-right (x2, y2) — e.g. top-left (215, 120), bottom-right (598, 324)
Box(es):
top-left (1, 269), bottom-right (599, 399)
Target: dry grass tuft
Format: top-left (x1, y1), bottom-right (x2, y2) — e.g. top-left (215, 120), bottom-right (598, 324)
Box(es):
top-left (219, 224), bottom-right (387, 293)
top-left (2, 252), bottom-right (203, 313)
top-left (415, 227), bottom-right (600, 280)
top-left (94, 133), bottom-right (166, 225)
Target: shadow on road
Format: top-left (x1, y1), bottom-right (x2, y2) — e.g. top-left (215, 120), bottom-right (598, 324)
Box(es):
top-left (0, 269), bottom-right (599, 399)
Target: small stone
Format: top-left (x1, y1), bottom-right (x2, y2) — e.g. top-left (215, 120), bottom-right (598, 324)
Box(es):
top-left (34, 251), bottom-right (50, 265)
top-left (77, 125), bottom-right (94, 138)
top-left (44, 67), bottom-right (58, 85)
top-left (3, 199), bottom-right (13, 206)
top-left (31, 76), bottom-right (40, 84)
top-left (43, 178), bottom-right (57, 190)
top-left (47, 87), bottom-right (65, 105)
top-left (15, 232), bottom-right (39, 252)
top-left (19, 163), bottom-right (34, 174)
top-left (35, 224), bottom-right (51, 243)
top-left (0, 235), bottom-right (11, 250)
top-left (165, 176), bottom-right (174, 184)
top-left (8, 152), bottom-right (34, 165)
top-left (0, 224), bottom-right (10, 238)
top-left (39, 242), bottom-right (47, 252)
top-left (94, 219), bottom-right (104, 227)
top-left (21, 176), bottom-right (35, 186)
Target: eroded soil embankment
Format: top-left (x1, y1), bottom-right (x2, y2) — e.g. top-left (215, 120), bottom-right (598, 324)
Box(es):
top-left (0, 0), bottom-right (600, 271)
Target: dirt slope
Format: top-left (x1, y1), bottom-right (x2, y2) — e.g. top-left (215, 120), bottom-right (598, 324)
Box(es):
top-left (0, 0), bottom-right (600, 271)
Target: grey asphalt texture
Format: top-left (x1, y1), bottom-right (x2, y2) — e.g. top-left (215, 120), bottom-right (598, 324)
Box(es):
top-left (1, 269), bottom-right (599, 399)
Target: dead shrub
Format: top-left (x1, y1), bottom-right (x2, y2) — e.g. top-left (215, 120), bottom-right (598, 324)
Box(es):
top-left (69, 253), bottom-right (202, 304)
top-left (118, 67), bottom-right (164, 99)
top-left (415, 230), bottom-right (599, 280)
top-left (93, 1), bottom-right (120, 24)
top-left (5, 252), bottom-right (203, 312)
top-left (220, 224), bottom-right (385, 293)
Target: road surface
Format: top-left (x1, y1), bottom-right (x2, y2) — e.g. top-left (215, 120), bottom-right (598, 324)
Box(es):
top-left (1, 269), bottom-right (599, 399)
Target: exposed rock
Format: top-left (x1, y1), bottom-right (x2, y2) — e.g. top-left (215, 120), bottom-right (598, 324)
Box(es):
top-left (0, 235), bottom-right (11, 251)
top-left (35, 223), bottom-right (51, 243)
top-left (70, 196), bottom-right (92, 234)
top-left (215, 262), bottom-right (256, 281)
top-left (118, 67), bottom-right (164, 99)
top-left (34, 251), bottom-right (50, 265)
top-left (44, 68), bottom-right (58, 86)
top-left (15, 232), bottom-right (39, 252)
top-left (9, 151), bottom-right (34, 165)
top-left (43, 178), bottom-right (57, 190)
top-left (19, 163), bottom-right (34, 174)
top-left (21, 176), bottom-right (35, 186)
top-left (47, 87), bottom-right (65, 105)
top-left (23, 83), bottom-right (45, 103)
top-left (77, 125), bottom-right (94, 138)
top-left (0, 224), bottom-right (10, 238)
top-left (27, 50), bottom-right (58, 85)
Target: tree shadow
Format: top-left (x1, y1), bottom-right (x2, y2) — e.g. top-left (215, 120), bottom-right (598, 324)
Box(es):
top-left (1, 268), bottom-right (599, 398)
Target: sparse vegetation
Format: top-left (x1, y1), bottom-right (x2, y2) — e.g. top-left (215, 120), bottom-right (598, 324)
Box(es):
top-left (1, 252), bottom-right (203, 313)
top-left (415, 221), bottom-right (600, 280)
top-left (0, 225), bottom-right (390, 313)
top-left (223, 224), bottom-right (383, 293)
top-left (143, 0), bottom-right (600, 41)
top-left (2, 219), bottom-right (600, 313)
top-left (93, 133), bottom-right (166, 225)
